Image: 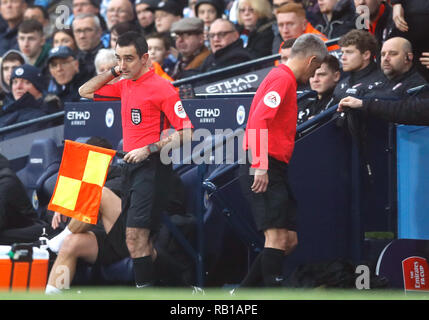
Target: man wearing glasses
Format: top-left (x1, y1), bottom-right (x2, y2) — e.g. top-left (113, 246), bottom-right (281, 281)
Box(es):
top-left (47, 46), bottom-right (92, 103)
top-left (73, 13), bottom-right (105, 77)
top-left (170, 17), bottom-right (210, 80)
top-left (198, 18), bottom-right (251, 76)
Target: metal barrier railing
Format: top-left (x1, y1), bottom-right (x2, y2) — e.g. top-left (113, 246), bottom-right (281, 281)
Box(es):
top-left (0, 111), bottom-right (64, 136)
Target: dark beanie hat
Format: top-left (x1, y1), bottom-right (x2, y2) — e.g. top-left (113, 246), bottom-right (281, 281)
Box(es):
top-left (195, 0), bottom-right (225, 18)
top-left (10, 64), bottom-right (45, 94)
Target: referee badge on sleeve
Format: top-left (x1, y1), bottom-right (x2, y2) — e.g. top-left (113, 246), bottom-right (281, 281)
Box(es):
top-left (131, 108), bottom-right (142, 125)
top-left (263, 91), bottom-right (281, 108)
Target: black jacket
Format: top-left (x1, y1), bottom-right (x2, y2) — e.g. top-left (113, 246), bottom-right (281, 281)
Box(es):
top-left (368, 1), bottom-right (395, 45)
top-left (362, 96), bottom-right (429, 126)
top-left (76, 41), bottom-right (105, 78)
top-left (47, 70), bottom-right (92, 103)
top-left (333, 61), bottom-right (385, 102)
top-left (314, 0), bottom-right (356, 39)
top-left (0, 165), bottom-right (38, 231)
top-left (0, 93), bottom-right (49, 141)
top-left (239, 18), bottom-right (275, 59)
top-left (390, 0), bottom-right (429, 81)
top-left (298, 88), bottom-right (335, 124)
top-left (0, 26), bottom-right (18, 56)
top-left (361, 66), bottom-right (429, 99)
top-left (198, 38), bottom-right (252, 82)
top-left (199, 38), bottom-right (252, 72)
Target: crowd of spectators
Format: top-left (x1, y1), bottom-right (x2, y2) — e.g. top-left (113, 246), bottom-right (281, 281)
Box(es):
top-left (0, 0), bottom-right (428, 112)
top-left (1, 0), bottom-right (429, 247)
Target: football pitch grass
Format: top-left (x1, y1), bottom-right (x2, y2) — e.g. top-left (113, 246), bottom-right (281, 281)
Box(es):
top-left (1, 287), bottom-right (429, 300)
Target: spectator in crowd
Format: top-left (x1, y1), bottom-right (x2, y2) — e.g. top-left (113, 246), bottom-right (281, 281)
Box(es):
top-left (279, 37), bottom-right (295, 64)
top-left (270, 0), bottom-right (295, 57)
top-left (184, 0), bottom-right (197, 18)
top-left (354, 0), bottom-right (394, 45)
top-left (146, 32), bottom-right (175, 77)
top-left (109, 21), bottom-right (140, 49)
top-left (272, 2), bottom-right (337, 54)
top-left (0, 49), bottom-right (26, 106)
top-left (372, 37), bottom-right (428, 98)
top-left (17, 19), bottom-right (50, 72)
top-left (71, 0), bottom-right (108, 32)
top-left (198, 18), bottom-right (252, 74)
top-left (236, 0), bottom-right (275, 58)
top-left (135, 0), bottom-right (157, 35)
top-left (47, 46), bottom-right (92, 103)
top-left (390, 0), bottom-right (429, 82)
top-left (194, 0), bottom-right (224, 47)
top-left (51, 28), bottom-right (78, 52)
top-left (0, 153), bottom-right (50, 244)
top-left (94, 48), bottom-right (120, 84)
top-left (73, 13), bottom-right (105, 77)
top-left (23, 5), bottom-right (50, 37)
top-left (105, 0), bottom-right (136, 30)
top-left (0, 64), bottom-right (59, 139)
top-left (298, 54), bottom-right (340, 124)
top-left (313, 0), bottom-right (356, 39)
top-left (170, 17), bottom-right (210, 79)
top-left (332, 29), bottom-right (383, 102)
top-left (0, 0), bottom-right (28, 55)
top-left (154, 0), bottom-right (183, 34)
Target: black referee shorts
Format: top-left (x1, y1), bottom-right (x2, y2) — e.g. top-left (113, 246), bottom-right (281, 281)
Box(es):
top-left (239, 155), bottom-right (297, 232)
top-left (92, 212), bottom-right (129, 265)
top-left (121, 154), bottom-right (173, 231)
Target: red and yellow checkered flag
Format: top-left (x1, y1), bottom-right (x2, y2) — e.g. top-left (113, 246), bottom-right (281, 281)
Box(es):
top-left (48, 140), bottom-right (117, 224)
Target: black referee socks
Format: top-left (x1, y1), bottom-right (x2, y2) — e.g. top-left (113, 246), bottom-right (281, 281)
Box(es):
top-left (240, 251), bottom-right (264, 287)
top-left (240, 247), bottom-right (286, 287)
top-left (133, 256), bottom-right (155, 288)
top-left (261, 247), bottom-right (285, 287)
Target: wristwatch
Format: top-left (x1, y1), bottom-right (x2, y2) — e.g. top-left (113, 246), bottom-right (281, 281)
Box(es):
top-left (148, 143), bottom-right (159, 154)
top-left (111, 67), bottom-right (120, 77)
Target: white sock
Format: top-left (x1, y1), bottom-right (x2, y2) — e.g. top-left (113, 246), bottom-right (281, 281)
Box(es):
top-left (48, 227), bottom-right (72, 253)
top-left (45, 284), bottom-right (62, 295)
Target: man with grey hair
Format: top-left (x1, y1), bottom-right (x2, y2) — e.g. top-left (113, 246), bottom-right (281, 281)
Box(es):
top-left (237, 33), bottom-right (328, 290)
top-left (73, 13), bottom-right (105, 76)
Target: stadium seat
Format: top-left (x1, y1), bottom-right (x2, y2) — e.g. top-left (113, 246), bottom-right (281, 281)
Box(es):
top-left (16, 138), bottom-right (61, 217)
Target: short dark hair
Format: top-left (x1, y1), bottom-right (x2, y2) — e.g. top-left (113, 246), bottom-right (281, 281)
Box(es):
top-left (145, 32), bottom-right (172, 51)
top-left (338, 29), bottom-right (378, 57)
top-left (26, 5), bottom-right (49, 20)
top-left (116, 31), bottom-right (148, 57)
top-left (323, 54), bottom-right (340, 73)
top-left (18, 19), bottom-right (44, 35)
top-left (111, 21), bottom-right (141, 36)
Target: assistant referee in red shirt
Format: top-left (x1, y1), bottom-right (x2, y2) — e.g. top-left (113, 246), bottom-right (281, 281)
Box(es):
top-left (239, 34), bottom-right (328, 288)
top-left (79, 32), bottom-right (193, 288)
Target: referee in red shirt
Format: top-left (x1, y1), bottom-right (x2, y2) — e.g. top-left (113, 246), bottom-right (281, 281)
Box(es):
top-left (79, 32), bottom-right (193, 288)
top-left (238, 34), bottom-right (328, 288)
